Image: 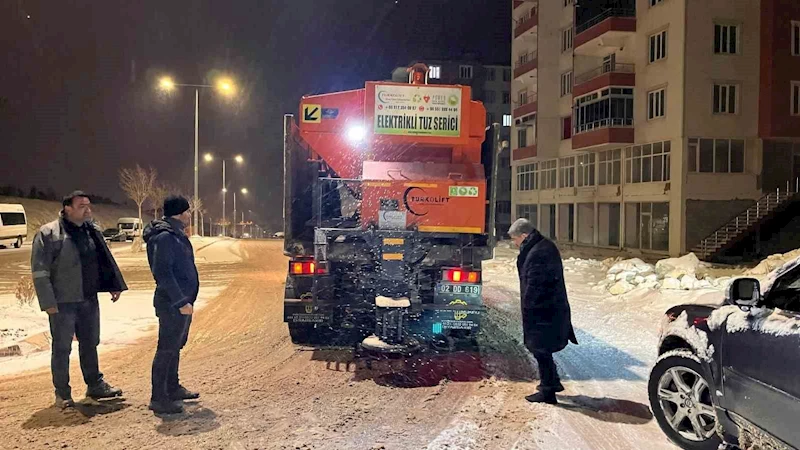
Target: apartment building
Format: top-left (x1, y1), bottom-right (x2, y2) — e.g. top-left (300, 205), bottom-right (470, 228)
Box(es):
top-left (392, 60), bottom-right (514, 238)
top-left (511, 0), bottom-right (800, 257)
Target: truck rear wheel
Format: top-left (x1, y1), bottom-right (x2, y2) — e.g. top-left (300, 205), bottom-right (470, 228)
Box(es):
top-left (14, 237), bottom-right (22, 249)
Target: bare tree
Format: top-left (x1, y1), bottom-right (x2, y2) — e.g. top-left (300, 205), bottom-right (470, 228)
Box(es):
top-left (149, 184), bottom-right (169, 219)
top-left (119, 165), bottom-right (157, 251)
top-left (188, 196), bottom-right (204, 235)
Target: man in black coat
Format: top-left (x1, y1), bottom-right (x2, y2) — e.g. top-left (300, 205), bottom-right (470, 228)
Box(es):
top-left (143, 195), bottom-right (200, 415)
top-left (509, 218), bottom-right (578, 404)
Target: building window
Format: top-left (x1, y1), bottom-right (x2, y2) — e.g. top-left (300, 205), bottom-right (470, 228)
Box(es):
top-left (518, 90), bottom-right (529, 105)
top-left (598, 149), bottom-right (622, 185)
top-left (459, 65), bottom-right (474, 79)
top-left (714, 24), bottom-right (739, 54)
top-left (562, 27), bottom-right (573, 53)
top-left (625, 202), bottom-right (669, 251)
top-left (647, 88), bottom-right (666, 120)
top-left (517, 204), bottom-right (538, 225)
top-left (486, 91), bottom-right (497, 104)
top-left (503, 68), bottom-right (511, 82)
top-left (649, 30), bottom-right (668, 63)
top-left (559, 157), bottom-right (575, 188)
top-left (792, 81), bottom-right (800, 116)
top-left (540, 160), bottom-right (557, 190)
top-left (502, 114), bottom-right (512, 127)
top-left (573, 87), bottom-right (634, 134)
top-left (687, 138), bottom-right (745, 173)
top-left (516, 163), bottom-right (537, 191)
top-left (792, 21), bottom-right (800, 56)
top-left (650, 0), bottom-right (664, 6)
top-left (713, 83), bottom-right (738, 114)
top-left (503, 91), bottom-right (511, 105)
top-left (562, 116), bottom-right (572, 140)
top-left (487, 112), bottom-right (496, 125)
top-left (517, 128), bottom-right (528, 148)
top-left (598, 203), bottom-right (621, 247)
top-left (497, 201), bottom-right (511, 214)
top-left (625, 141), bottom-right (671, 183)
top-left (429, 65), bottom-right (442, 79)
top-left (577, 153), bottom-right (596, 187)
top-left (486, 68), bottom-right (496, 81)
top-left (560, 71), bottom-right (573, 97)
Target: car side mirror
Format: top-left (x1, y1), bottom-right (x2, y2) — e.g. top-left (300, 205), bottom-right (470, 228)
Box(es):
top-left (727, 278), bottom-right (761, 309)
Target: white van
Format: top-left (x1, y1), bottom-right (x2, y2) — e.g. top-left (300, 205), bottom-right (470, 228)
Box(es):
top-left (117, 217), bottom-right (142, 240)
top-left (0, 204), bottom-right (28, 248)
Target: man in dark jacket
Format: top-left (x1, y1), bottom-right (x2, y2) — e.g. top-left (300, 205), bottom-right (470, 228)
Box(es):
top-left (509, 218), bottom-right (578, 404)
top-left (31, 191), bottom-right (127, 408)
top-left (143, 195), bottom-right (200, 415)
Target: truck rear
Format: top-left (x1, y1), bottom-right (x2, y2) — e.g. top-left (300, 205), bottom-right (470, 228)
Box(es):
top-left (283, 64), bottom-right (493, 355)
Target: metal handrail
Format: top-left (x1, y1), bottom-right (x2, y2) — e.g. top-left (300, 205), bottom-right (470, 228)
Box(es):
top-left (574, 63), bottom-right (635, 85)
top-left (574, 118), bottom-right (633, 135)
top-left (514, 8), bottom-right (538, 27)
top-left (576, 8), bottom-right (635, 34)
top-left (515, 51), bottom-right (538, 68)
top-left (696, 179), bottom-right (800, 257)
top-left (513, 93), bottom-right (538, 108)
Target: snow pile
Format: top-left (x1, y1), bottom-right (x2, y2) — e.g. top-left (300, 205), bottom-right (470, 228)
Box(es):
top-left (596, 253), bottom-right (726, 296)
top-left (746, 248), bottom-right (800, 276)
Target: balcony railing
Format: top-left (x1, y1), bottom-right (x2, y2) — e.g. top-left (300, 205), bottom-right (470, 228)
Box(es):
top-left (574, 62), bottom-right (635, 85)
top-left (515, 51), bottom-right (538, 68)
top-left (576, 8), bottom-right (636, 34)
top-left (574, 118), bottom-right (633, 135)
top-left (513, 93), bottom-right (538, 108)
top-left (514, 8), bottom-right (537, 27)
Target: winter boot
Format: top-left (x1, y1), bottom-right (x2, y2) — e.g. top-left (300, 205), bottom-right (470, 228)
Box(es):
top-left (54, 394), bottom-right (75, 409)
top-left (149, 399), bottom-right (184, 415)
top-left (169, 385), bottom-right (200, 401)
top-left (85, 381), bottom-right (123, 399)
top-left (525, 391), bottom-right (558, 405)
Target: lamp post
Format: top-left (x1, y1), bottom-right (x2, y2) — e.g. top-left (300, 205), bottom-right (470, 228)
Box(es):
top-left (158, 75), bottom-right (236, 236)
top-left (233, 188), bottom-right (248, 238)
top-left (204, 153), bottom-right (243, 237)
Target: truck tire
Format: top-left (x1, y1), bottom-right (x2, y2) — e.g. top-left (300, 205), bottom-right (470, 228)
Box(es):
top-left (288, 323), bottom-right (316, 345)
top-left (14, 237), bottom-right (22, 249)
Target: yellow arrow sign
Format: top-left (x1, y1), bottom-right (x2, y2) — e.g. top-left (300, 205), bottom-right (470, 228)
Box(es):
top-left (302, 104), bottom-right (321, 123)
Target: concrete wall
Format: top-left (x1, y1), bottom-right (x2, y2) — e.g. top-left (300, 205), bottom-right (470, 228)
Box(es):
top-left (685, 199), bottom-right (755, 250)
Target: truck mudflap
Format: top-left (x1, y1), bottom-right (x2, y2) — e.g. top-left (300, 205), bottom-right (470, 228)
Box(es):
top-left (283, 299), bottom-right (332, 324)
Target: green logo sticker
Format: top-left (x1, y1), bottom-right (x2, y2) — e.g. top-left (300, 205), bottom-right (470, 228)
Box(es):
top-left (449, 186), bottom-right (479, 197)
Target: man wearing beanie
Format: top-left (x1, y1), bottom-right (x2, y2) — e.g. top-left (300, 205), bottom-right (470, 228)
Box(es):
top-left (143, 195), bottom-right (200, 415)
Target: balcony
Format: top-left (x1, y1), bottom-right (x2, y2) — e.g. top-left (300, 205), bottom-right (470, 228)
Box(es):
top-left (573, 63), bottom-right (635, 97)
top-left (514, 7), bottom-right (538, 39)
top-left (574, 9), bottom-right (636, 56)
top-left (514, 50), bottom-right (538, 80)
top-left (572, 119), bottom-right (634, 151)
top-left (513, 94), bottom-right (538, 118)
top-left (513, 144), bottom-right (537, 161)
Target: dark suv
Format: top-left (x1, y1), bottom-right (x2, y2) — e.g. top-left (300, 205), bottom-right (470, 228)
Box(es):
top-left (649, 259), bottom-right (800, 450)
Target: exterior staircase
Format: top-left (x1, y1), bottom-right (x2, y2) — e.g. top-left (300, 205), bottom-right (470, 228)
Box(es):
top-left (692, 182), bottom-right (799, 261)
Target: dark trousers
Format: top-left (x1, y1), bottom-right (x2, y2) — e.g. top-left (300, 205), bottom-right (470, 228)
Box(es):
top-left (151, 310), bottom-right (192, 402)
top-left (533, 350), bottom-right (561, 392)
top-left (48, 297), bottom-right (103, 398)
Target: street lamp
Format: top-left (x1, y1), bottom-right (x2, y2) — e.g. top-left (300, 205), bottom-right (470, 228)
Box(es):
top-left (158, 74), bottom-right (237, 236)
top-left (233, 187), bottom-right (248, 239)
top-left (204, 153), bottom-right (244, 237)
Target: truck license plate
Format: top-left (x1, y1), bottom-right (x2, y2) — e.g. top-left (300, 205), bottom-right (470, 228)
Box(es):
top-left (438, 283), bottom-right (481, 296)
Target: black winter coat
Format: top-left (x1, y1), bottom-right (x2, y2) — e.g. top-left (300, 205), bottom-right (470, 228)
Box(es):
top-left (143, 218), bottom-right (199, 314)
top-left (517, 230), bottom-right (578, 353)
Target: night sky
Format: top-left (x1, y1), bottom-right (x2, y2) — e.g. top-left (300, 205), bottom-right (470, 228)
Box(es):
top-left (0, 0), bottom-right (510, 229)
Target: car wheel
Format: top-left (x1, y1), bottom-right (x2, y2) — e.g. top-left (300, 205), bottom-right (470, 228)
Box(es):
top-left (14, 237), bottom-right (22, 248)
top-left (649, 351), bottom-right (721, 450)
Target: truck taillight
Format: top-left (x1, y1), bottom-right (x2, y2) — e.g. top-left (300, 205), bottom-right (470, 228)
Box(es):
top-left (290, 260), bottom-right (327, 275)
top-left (443, 268), bottom-right (480, 283)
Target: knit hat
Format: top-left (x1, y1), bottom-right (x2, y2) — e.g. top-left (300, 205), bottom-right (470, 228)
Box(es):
top-left (164, 195), bottom-right (190, 217)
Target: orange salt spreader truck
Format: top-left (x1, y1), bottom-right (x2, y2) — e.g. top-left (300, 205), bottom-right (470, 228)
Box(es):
top-left (282, 64), bottom-right (499, 355)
